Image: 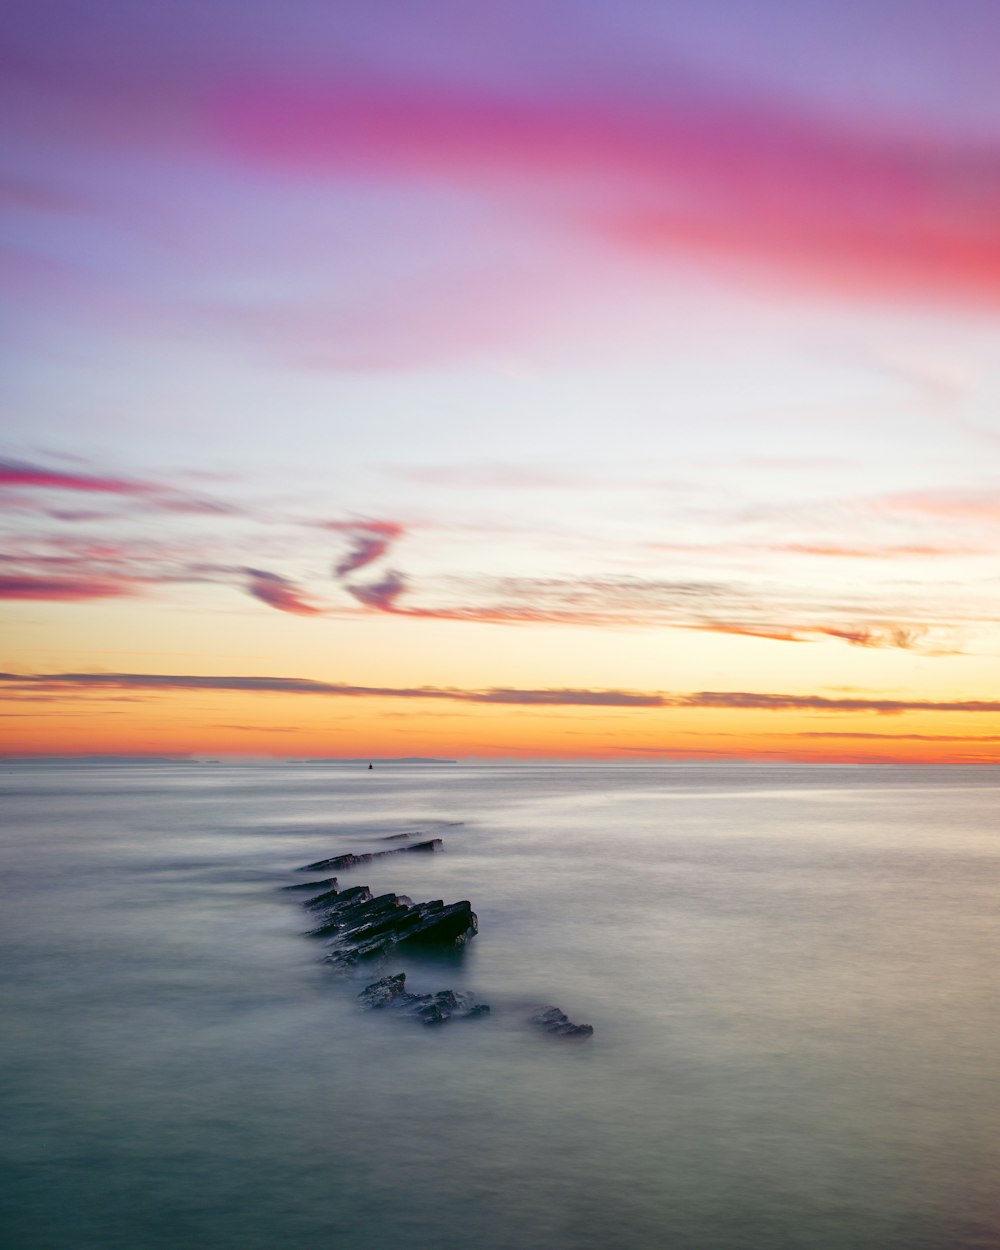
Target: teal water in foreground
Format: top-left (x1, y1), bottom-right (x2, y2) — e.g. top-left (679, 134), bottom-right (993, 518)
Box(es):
top-left (1, 762), bottom-right (999, 1250)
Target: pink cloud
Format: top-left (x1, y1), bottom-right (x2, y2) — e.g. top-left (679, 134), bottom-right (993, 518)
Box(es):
top-left (880, 490), bottom-right (1000, 521)
top-left (345, 569), bottom-right (407, 612)
top-left (0, 457), bottom-right (235, 516)
top-left (243, 568), bottom-right (323, 616)
top-left (340, 569), bottom-right (948, 651)
top-left (773, 543), bottom-right (985, 559)
top-left (686, 622), bottom-right (806, 644)
top-left (0, 575), bottom-right (137, 601)
top-left (213, 77), bottom-right (1000, 306)
top-left (0, 458), bottom-right (151, 496)
top-left (323, 520), bottom-right (405, 577)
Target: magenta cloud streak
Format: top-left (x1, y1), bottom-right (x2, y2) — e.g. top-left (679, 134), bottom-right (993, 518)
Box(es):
top-left (0, 575), bottom-right (136, 601)
top-left (241, 568), bottom-right (323, 616)
top-left (213, 75), bottom-right (1000, 305)
top-left (323, 520), bottom-right (405, 577)
top-left (0, 457), bottom-right (234, 516)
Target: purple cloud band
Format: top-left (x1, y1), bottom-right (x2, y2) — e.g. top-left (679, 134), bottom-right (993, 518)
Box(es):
top-left (2, 672), bottom-right (1000, 715)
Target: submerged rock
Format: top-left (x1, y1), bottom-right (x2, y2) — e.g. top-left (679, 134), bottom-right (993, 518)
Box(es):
top-left (357, 972), bottom-right (490, 1026)
top-left (300, 839), bottom-right (442, 873)
top-left (357, 972), bottom-right (408, 1008)
top-left (531, 1006), bottom-right (594, 1039)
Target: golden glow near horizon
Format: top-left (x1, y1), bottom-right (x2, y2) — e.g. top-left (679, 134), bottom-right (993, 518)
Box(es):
top-left (4, 3), bottom-right (1000, 764)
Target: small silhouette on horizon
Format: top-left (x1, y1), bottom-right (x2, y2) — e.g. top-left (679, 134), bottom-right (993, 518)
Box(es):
top-left (368, 762), bottom-right (373, 770)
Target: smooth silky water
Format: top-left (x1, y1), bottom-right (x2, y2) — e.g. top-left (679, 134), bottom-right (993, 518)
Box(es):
top-left (2, 762), bottom-right (998, 1250)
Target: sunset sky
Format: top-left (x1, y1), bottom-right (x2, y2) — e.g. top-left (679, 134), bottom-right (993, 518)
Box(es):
top-left (3, 0), bottom-right (1000, 762)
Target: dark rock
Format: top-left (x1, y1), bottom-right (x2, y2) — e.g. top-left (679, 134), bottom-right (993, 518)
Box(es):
top-left (302, 851), bottom-right (369, 872)
top-left (299, 838), bottom-right (442, 873)
top-left (462, 1003), bottom-right (491, 1019)
top-left (315, 894), bottom-right (476, 957)
top-left (278, 841), bottom-right (596, 1042)
top-left (339, 900), bottom-right (419, 946)
top-left (280, 863), bottom-right (591, 1042)
top-left (281, 877), bottom-right (338, 894)
top-left (357, 973), bottom-right (489, 1026)
top-left (530, 1006), bottom-right (594, 1039)
top-left (394, 900), bottom-right (478, 950)
top-left (408, 988), bottom-right (489, 1026)
top-left (282, 860), bottom-right (493, 1031)
top-left (357, 973), bottom-right (408, 1008)
top-left (308, 891), bottom-right (403, 937)
top-left (305, 883), bottom-right (371, 911)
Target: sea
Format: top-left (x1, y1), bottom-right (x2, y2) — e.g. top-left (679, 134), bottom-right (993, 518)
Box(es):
top-left (1, 761), bottom-right (999, 1250)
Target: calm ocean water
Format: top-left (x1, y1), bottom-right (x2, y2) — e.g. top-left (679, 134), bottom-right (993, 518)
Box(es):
top-left (1, 761), bottom-right (999, 1250)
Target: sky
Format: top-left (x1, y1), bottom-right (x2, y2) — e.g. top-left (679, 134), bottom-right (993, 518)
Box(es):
top-left (3, 0), bottom-right (1000, 762)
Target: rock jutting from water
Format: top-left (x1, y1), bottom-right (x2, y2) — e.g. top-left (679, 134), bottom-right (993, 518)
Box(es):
top-left (284, 839), bottom-right (592, 1039)
top-left (302, 879), bottom-right (478, 967)
top-left (356, 972), bottom-right (490, 1025)
top-left (530, 1005), bottom-right (594, 1038)
top-left (300, 838), bottom-right (442, 873)
top-left (280, 876), bottom-right (339, 893)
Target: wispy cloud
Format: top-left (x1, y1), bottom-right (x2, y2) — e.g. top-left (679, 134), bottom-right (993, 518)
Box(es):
top-left (815, 626), bottom-right (926, 650)
top-left (387, 464), bottom-right (616, 491)
top-left (769, 543), bottom-right (987, 559)
top-left (797, 731), bottom-right (1000, 742)
top-left (242, 568), bottom-right (323, 616)
top-left (0, 672), bottom-right (664, 707)
top-left (345, 571), bottom-right (733, 626)
top-left (677, 692), bottom-right (1000, 715)
top-left (213, 72), bottom-right (1000, 306)
top-left (881, 490), bottom-right (1000, 522)
top-left (0, 575), bottom-right (138, 601)
top-left (1, 487), bottom-right (978, 648)
top-left (322, 520), bottom-right (405, 577)
top-left (0, 456), bottom-right (236, 516)
top-left (0, 459), bottom-right (152, 496)
top-left (341, 569), bottom-right (948, 651)
top-left (0, 531), bottom-right (328, 616)
top-left (344, 569), bottom-right (407, 612)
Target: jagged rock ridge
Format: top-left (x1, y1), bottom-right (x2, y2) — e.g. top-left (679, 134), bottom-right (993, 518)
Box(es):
top-left (284, 832), bottom-right (593, 1039)
top-left (300, 838), bottom-right (442, 873)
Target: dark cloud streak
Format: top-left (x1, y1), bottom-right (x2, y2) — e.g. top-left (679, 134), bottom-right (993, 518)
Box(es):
top-left (3, 672), bottom-right (1000, 715)
top-left (323, 520), bottom-right (405, 577)
top-left (0, 575), bottom-right (137, 600)
top-left (242, 568), bottom-right (323, 616)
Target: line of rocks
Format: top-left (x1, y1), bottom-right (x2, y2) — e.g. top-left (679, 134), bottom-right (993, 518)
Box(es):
top-left (300, 837), bottom-right (442, 874)
top-left (283, 833), bottom-right (593, 1038)
top-left (302, 883), bottom-right (479, 964)
top-left (358, 972), bottom-right (490, 1025)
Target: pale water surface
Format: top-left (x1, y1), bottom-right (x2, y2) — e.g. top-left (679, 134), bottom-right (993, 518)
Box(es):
top-left (1, 762), bottom-right (999, 1250)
